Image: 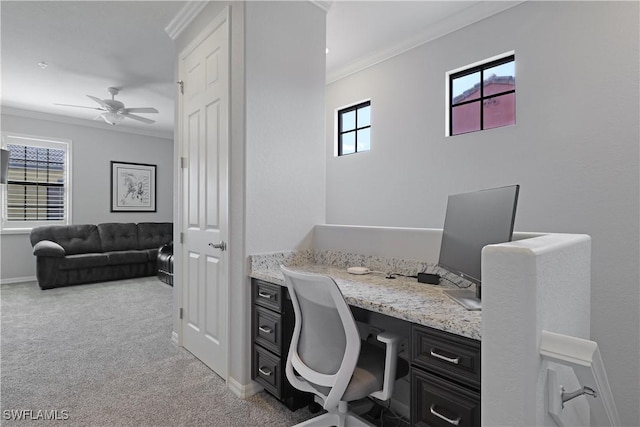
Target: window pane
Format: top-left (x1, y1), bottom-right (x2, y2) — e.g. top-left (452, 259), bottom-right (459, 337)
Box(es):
top-left (342, 110), bottom-right (356, 131)
top-left (341, 131), bottom-right (356, 155)
top-left (357, 128), bottom-right (370, 152)
top-left (358, 105), bottom-right (371, 128)
top-left (3, 140), bottom-right (68, 226)
top-left (452, 101), bottom-right (481, 135)
top-left (484, 61), bottom-right (515, 96)
top-left (483, 93), bottom-right (516, 130)
top-left (452, 72), bottom-right (480, 105)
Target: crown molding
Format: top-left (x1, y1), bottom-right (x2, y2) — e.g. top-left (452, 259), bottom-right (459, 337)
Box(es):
top-left (309, 0), bottom-right (332, 13)
top-left (1, 106), bottom-right (173, 140)
top-left (165, 1), bottom-right (209, 41)
top-left (326, 0), bottom-right (525, 84)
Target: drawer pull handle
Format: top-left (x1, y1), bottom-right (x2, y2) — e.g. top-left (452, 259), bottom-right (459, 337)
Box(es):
top-left (430, 349), bottom-right (460, 364)
top-left (258, 326), bottom-right (273, 334)
top-left (258, 367), bottom-right (272, 376)
top-left (258, 292), bottom-right (273, 299)
top-left (430, 404), bottom-right (461, 426)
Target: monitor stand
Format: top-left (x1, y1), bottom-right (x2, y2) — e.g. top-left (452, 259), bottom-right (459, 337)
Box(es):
top-left (443, 289), bottom-right (482, 311)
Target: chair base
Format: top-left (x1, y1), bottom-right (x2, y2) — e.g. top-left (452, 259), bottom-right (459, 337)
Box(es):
top-left (294, 402), bottom-right (375, 427)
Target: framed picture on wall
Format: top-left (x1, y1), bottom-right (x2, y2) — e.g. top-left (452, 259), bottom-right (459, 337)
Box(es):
top-left (110, 161), bottom-right (157, 212)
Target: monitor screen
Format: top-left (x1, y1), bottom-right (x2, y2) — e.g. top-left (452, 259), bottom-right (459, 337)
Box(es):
top-left (438, 185), bottom-right (519, 299)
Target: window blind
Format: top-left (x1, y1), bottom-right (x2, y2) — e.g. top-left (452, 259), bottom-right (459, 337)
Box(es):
top-left (1, 134), bottom-right (70, 230)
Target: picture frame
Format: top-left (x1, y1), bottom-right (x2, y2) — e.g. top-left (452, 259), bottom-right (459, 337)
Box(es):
top-left (110, 161), bottom-right (156, 212)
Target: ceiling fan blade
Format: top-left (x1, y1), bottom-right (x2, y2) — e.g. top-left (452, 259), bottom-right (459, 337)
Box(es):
top-left (122, 113), bottom-right (155, 124)
top-left (123, 107), bottom-right (158, 114)
top-left (54, 103), bottom-right (103, 111)
top-left (87, 95), bottom-right (111, 110)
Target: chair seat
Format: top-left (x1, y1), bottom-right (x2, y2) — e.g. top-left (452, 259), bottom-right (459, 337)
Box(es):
top-left (343, 341), bottom-right (386, 401)
top-left (310, 340), bottom-right (409, 402)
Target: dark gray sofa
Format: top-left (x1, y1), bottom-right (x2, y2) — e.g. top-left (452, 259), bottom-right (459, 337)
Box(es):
top-left (30, 222), bottom-right (173, 290)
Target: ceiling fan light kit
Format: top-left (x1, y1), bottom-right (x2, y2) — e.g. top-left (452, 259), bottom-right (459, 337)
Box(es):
top-left (55, 87), bottom-right (158, 126)
top-left (102, 111), bottom-right (125, 125)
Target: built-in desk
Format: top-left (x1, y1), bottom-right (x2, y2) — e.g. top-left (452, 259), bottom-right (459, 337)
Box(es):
top-left (250, 264), bottom-right (481, 340)
top-left (250, 262), bottom-right (482, 426)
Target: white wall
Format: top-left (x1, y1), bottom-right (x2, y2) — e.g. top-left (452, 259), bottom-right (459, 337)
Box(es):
top-left (174, 0), bottom-right (325, 391)
top-left (244, 1), bottom-right (326, 255)
top-left (0, 110), bottom-right (174, 282)
top-left (325, 1), bottom-right (639, 425)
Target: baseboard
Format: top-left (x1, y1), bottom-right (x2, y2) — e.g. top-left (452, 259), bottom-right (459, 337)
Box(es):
top-left (171, 331), bottom-right (179, 345)
top-left (0, 275), bottom-right (37, 285)
top-left (227, 376), bottom-right (263, 399)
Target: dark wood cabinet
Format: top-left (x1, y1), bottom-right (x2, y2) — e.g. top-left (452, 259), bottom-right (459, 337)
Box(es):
top-left (251, 278), bottom-right (482, 424)
top-left (251, 279), bottom-right (312, 411)
top-left (410, 325), bottom-right (481, 427)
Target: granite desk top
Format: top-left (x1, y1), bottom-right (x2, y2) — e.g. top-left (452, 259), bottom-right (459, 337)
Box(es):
top-left (249, 264), bottom-right (481, 341)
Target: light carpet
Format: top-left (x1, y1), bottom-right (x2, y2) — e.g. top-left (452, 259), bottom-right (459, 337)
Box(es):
top-left (0, 277), bottom-right (314, 426)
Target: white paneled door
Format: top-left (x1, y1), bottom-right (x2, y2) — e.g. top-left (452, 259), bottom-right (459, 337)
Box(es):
top-left (178, 7), bottom-right (229, 380)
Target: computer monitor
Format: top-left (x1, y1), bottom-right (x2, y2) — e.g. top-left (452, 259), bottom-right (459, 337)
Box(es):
top-left (438, 185), bottom-right (519, 310)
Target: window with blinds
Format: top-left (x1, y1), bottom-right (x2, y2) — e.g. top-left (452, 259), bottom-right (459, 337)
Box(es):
top-left (1, 134), bottom-right (71, 231)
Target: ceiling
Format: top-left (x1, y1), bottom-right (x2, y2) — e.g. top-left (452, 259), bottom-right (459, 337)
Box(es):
top-left (1, 1), bottom-right (522, 139)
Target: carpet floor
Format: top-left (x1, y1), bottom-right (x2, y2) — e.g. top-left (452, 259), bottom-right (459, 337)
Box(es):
top-left (0, 277), bottom-right (315, 426)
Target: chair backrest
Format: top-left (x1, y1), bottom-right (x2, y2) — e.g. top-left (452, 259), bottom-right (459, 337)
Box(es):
top-left (281, 266), bottom-right (361, 409)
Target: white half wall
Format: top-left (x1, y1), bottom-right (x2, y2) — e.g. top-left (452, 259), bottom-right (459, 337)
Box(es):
top-left (482, 233), bottom-right (591, 426)
top-left (312, 223), bottom-right (543, 263)
top-left (0, 111), bottom-right (174, 282)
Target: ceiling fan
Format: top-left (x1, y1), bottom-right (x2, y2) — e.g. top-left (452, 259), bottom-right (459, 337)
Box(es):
top-left (55, 87), bottom-right (158, 125)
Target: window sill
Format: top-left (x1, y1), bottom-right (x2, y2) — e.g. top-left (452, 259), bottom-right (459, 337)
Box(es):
top-left (0, 228), bottom-right (32, 235)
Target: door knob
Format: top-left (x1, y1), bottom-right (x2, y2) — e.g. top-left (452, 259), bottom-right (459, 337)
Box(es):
top-left (208, 241), bottom-right (227, 251)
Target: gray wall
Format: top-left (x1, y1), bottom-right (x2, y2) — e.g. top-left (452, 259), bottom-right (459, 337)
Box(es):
top-left (325, 1), bottom-right (639, 425)
top-left (0, 111), bottom-right (174, 282)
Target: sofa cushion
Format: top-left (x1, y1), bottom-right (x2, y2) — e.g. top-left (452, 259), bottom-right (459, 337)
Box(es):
top-left (98, 223), bottom-right (139, 252)
top-left (106, 250), bottom-right (148, 266)
top-left (59, 253), bottom-right (108, 270)
top-left (30, 224), bottom-right (102, 255)
top-left (137, 222), bottom-right (173, 249)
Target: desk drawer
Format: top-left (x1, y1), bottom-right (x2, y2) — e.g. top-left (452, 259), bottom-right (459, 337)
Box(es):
top-left (253, 346), bottom-right (282, 397)
top-left (253, 280), bottom-right (283, 312)
top-left (411, 368), bottom-right (479, 427)
top-left (254, 306), bottom-right (282, 355)
top-left (412, 325), bottom-right (480, 390)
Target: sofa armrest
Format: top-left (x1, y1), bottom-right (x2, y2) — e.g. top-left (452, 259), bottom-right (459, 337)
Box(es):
top-left (33, 240), bottom-right (66, 257)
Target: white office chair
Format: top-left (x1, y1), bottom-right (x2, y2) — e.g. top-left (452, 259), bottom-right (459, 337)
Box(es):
top-left (281, 265), bottom-right (403, 427)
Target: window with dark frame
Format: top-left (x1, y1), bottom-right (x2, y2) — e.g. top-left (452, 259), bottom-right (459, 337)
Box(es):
top-left (2, 140), bottom-right (68, 227)
top-left (337, 101), bottom-right (371, 156)
top-left (449, 55), bottom-right (515, 136)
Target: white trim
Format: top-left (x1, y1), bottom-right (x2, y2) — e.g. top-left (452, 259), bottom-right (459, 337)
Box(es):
top-left (540, 330), bottom-right (621, 426)
top-left (227, 376), bottom-right (263, 399)
top-left (1, 276), bottom-right (37, 285)
top-left (171, 330), bottom-right (180, 345)
top-left (179, 6), bottom-right (229, 62)
top-left (1, 107), bottom-right (173, 140)
top-left (326, 1), bottom-right (524, 84)
top-left (444, 50), bottom-right (515, 137)
top-left (1, 132), bottom-right (73, 231)
top-left (309, 0), bottom-right (332, 13)
top-left (165, 1), bottom-right (208, 41)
